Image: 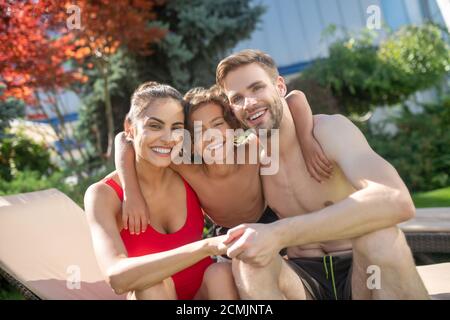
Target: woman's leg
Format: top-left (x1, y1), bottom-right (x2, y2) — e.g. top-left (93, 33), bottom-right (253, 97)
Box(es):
top-left (129, 277), bottom-right (178, 300)
top-left (195, 262), bottom-right (239, 300)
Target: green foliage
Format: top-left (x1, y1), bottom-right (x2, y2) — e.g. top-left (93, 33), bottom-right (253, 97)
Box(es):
top-left (379, 24), bottom-right (450, 95)
top-left (0, 275), bottom-right (23, 300)
top-left (76, 50), bottom-right (139, 156)
top-left (0, 134), bottom-right (55, 182)
top-left (0, 170), bottom-right (63, 195)
top-left (138, 0), bottom-right (265, 92)
top-left (362, 96), bottom-right (450, 192)
top-left (0, 165), bottom-right (113, 208)
top-left (287, 77), bottom-right (341, 115)
top-left (77, 0), bottom-right (265, 157)
top-left (294, 24), bottom-right (450, 115)
top-left (0, 94), bottom-right (25, 135)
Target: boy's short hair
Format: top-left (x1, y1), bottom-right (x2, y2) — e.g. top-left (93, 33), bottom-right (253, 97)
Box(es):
top-left (184, 85), bottom-right (239, 131)
top-left (216, 49), bottom-right (279, 88)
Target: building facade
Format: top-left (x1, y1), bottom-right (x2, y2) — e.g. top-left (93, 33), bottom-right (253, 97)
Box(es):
top-left (233, 0), bottom-right (448, 76)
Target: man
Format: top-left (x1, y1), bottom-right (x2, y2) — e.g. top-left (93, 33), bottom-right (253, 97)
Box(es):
top-left (216, 49), bottom-right (429, 300)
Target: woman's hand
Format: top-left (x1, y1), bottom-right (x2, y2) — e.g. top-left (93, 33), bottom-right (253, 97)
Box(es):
top-left (301, 135), bottom-right (333, 183)
top-left (204, 235), bottom-right (229, 256)
top-left (122, 190), bottom-right (150, 235)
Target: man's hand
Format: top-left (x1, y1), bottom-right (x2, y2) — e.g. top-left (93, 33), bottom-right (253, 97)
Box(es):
top-left (301, 135), bottom-right (333, 183)
top-left (122, 191), bottom-right (150, 235)
top-left (223, 223), bottom-right (282, 267)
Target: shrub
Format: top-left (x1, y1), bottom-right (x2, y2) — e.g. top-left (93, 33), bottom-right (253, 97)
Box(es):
top-left (0, 95), bottom-right (25, 135)
top-left (0, 134), bottom-right (55, 181)
top-left (0, 165), bottom-right (113, 208)
top-left (290, 24), bottom-right (450, 116)
top-left (0, 171), bottom-right (65, 196)
top-left (362, 96), bottom-right (450, 192)
top-left (287, 77), bottom-right (341, 115)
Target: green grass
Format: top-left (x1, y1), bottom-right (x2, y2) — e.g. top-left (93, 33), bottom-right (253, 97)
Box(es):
top-left (0, 288), bottom-right (24, 300)
top-left (412, 186), bottom-right (450, 208)
top-left (0, 277), bottom-right (24, 300)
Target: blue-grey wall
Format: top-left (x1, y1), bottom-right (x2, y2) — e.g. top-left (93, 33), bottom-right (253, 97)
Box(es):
top-left (233, 0), bottom-right (446, 75)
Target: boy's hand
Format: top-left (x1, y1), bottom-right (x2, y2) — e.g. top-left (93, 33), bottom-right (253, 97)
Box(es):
top-left (122, 191), bottom-right (150, 235)
top-left (301, 135), bottom-right (333, 183)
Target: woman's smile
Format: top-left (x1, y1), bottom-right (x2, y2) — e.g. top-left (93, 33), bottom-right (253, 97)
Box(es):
top-left (150, 146), bottom-right (173, 157)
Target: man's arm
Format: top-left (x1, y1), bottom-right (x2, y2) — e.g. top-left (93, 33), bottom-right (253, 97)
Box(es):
top-left (225, 115), bottom-right (415, 266)
top-left (277, 114), bottom-right (414, 244)
top-left (114, 132), bottom-right (149, 235)
top-left (286, 90), bottom-right (332, 182)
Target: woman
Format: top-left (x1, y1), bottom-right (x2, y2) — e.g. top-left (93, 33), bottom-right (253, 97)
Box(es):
top-left (84, 82), bottom-right (239, 300)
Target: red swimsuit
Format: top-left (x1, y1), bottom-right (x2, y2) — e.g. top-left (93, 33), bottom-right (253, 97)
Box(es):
top-left (104, 177), bottom-right (213, 299)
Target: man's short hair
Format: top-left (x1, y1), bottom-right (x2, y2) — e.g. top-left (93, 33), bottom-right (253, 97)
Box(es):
top-left (216, 49), bottom-right (279, 88)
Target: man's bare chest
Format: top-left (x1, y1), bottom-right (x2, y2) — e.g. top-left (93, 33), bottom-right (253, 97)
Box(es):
top-left (262, 156), bottom-right (355, 217)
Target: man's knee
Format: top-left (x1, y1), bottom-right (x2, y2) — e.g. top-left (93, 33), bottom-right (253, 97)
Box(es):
top-left (232, 257), bottom-right (281, 280)
top-left (352, 226), bottom-right (413, 266)
top-left (231, 257), bottom-right (282, 297)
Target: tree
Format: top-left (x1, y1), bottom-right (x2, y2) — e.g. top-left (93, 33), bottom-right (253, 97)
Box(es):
top-left (136, 0), bottom-right (266, 92)
top-left (66, 0), bottom-right (166, 163)
top-left (0, 1), bottom-right (89, 168)
top-left (0, 1), bottom-right (166, 165)
top-left (76, 50), bottom-right (140, 164)
top-left (0, 89), bottom-right (25, 136)
top-left (362, 95), bottom-right (450, 192)
top-left (291, 24), bottom-right (450, 115)
top-left (0, 1), bottom-right (83, 104)
top-left (78, 0), bottom-right (265, 158)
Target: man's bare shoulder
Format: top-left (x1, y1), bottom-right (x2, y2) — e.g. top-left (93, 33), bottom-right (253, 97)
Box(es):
top-left (312, 114), bottom-right (367, 160)
top-left (313, 114), bottom-right (351, 131)
top-left (312, 114), bottom-right (355, 140)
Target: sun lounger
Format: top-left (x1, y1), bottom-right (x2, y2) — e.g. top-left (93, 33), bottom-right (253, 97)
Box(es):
top-left (0, 189), bottom-right (125, 300)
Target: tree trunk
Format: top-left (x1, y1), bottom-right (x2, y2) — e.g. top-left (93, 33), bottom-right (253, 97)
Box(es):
top-left (102, 65), bottom-right (115, 166)
top-left (35, 93), bottom-right (75, 167)
top-left (47, 91), bottom-right (80, 166)
top-left (53, 91), bottom-right (89, 163)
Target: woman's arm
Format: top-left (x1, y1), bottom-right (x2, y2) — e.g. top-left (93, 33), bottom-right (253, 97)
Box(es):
top-left (114, 132), bottom-right (149, 235)
top-left (286, 90), bottom-right (333, 182)
top-left (84, 183), bottom-right (226, 295)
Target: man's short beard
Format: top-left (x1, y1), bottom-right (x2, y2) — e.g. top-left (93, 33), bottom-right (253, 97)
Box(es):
top-left (237, 96), bottom-right (284, 135)
top-left (259, 96), bottom-right (283, 137)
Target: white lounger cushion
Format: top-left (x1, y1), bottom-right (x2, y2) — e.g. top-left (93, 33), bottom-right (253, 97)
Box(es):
top-left (0, 189), bottom-right (125, 300)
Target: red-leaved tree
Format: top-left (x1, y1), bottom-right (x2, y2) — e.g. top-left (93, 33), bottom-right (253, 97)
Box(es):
top-left (0, 0), bottom-right (166, 164)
